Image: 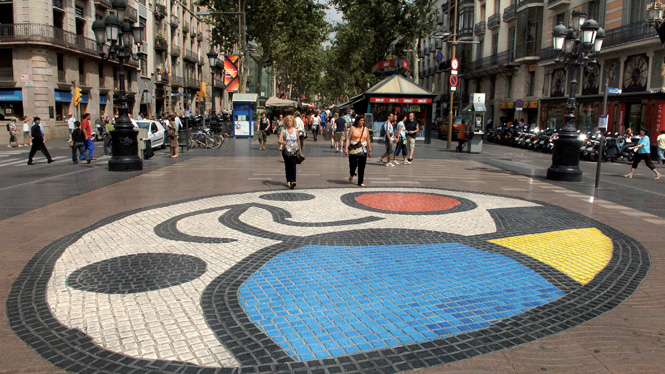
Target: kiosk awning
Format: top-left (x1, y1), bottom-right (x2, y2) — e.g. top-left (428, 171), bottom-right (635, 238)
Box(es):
top-left (264, 96), bottom-right (296, 107)
top-left (473, 103), bottom-right (486, 112)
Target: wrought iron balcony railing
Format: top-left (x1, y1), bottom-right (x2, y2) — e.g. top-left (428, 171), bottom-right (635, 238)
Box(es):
top-left (474, 21), bottom-right (486, 35)
top-left (0, 24), bottom-right (98, 56)
top-left (487, 13), bottom-right (501, 29)
top-left (171, 75), bottom-right (182, 86)
top-left (0, 67), bottom-right (15, 81)
top-left (503, 4), bottom-right (517, 22)
top-left (126, 6), bottom-right (138, 22)
top-left (184, 49), bottom-right (197, 62)
top-left (602, 22), bottom-right (657, 49)
top-left (170, 44), bottom-right (181, 57)
top-left (94, 0), bottom-right (112, 9)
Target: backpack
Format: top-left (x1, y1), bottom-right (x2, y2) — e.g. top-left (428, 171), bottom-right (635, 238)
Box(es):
top-left (380, 123), bottom-right (387, 138)
top-left (31, 124), bottom-right (41, 138)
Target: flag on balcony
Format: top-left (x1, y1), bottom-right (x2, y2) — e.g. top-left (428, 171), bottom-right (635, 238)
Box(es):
top-left (436, 51), bottom-right (444, 64)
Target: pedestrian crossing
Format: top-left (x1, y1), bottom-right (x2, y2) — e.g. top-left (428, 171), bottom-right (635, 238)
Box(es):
top-left (0, 149), bottom-right (29, 167)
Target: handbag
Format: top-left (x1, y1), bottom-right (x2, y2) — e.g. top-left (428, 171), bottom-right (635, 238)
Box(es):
top-left (348, 127), bottom-right (367, 155)
top-left (68, 140), bottom-right (74, 148)
top-left (167, 126), bottom-right (176, 138)
top-left (296, 152), bottom-right (305, 164)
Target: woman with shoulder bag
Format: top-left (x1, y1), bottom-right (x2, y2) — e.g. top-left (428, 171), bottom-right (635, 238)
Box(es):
top-left (278, 115), bottom-right (301, 189)
top-left (344, 115), bottom-right (372, 187)
top-left (168, 114), bottom-right (179, 158)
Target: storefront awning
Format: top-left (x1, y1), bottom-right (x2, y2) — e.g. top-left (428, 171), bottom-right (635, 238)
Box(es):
top-left (473, 103), bottom-right (486, 112)
top-left (0, 89), bottom-right (22, 102)
top-left (54, 90), bottom-right (71, 103)
top-left (80, 93), bottom-right (89, 104)
top-left (265, 96), bottom-right (297, 107)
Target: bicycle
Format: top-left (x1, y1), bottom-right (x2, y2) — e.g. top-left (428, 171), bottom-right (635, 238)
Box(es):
top-left (188, 128), bottom-right (222, 149)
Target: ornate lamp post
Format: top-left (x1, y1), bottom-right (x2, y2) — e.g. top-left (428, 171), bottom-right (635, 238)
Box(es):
top-left (546, 11), bottom-right (604, 181)
top-left (646, 1), bottom-right (664, 28)
top-left (207, 48), bottom-right (218, 129)
top-left (91, 0), bottom-right (145, 171)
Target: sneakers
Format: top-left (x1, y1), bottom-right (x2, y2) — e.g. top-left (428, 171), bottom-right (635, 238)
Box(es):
top-left (377, 157), bottom-right (384, 164)
top-left (386, 162), bottom-right (394, 167)
top-left (404, 160), bottom-right (411, 165)
top-left (392, 160), bottom-right (400, 165)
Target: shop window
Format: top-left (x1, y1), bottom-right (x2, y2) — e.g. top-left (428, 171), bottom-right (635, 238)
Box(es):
top-left (515, 7), bottom-right (542, 59)
top-left (55, 102), bottom-right (69, 122)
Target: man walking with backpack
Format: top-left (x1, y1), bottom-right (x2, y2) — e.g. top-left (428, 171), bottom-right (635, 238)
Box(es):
top-left (378, 114), bottom-right (394, 165)
top-left (27, 117), bottom-right (54, 165)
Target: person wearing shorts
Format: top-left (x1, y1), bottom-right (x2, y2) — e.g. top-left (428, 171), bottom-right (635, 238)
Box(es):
top-left (332, 112), bottom-right (347, 152)
top-left (22, 116), bottom-right (31, 146)
top-left (404, 112), bottom-right (419, 163)
top-left (378, 114), bottom-right (394, 165)
top-left (391, 115), bottom-right (408, 165)
top-left (257, 112), bottom-right (270, 151)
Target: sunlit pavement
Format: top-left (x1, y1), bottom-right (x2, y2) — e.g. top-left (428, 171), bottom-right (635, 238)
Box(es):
top-left (1, 137), bottom-right (663, 373)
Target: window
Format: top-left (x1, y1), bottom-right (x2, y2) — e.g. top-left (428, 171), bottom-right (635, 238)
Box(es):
top-left (625, 0), bottom-right (646, 24)
top-left (98, 63), bottom-right (104, 87)
top-left (79, 58), bottom-right (85, 85)
top-left (53, 9), bottom-right (64, 29)
top-left (493, 33), bottom-right (499, 56)
top-left (515, 7), bottom-right (542, 59)
top-left (0, 2), bottom-right (13, 24)
top-left (476, 40), bottom-right (483, 60)
top-left (528, 71), bottom-right (535, 96)
top-left (507, 75), bottom-right (513, 98)
top-left (494, 0), bottom-right (500, 14)
top-left (57, 53), bottom-right (65, 82)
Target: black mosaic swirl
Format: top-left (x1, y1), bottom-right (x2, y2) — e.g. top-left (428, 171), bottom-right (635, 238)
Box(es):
top-left (340, 191), bottom-right (477, 215)
top-left (66, 253), bottom-right (207, 294)
top-left (260, 192), bottom-right (316, 201)
top-left (6, 188), bottom-right (650, 374)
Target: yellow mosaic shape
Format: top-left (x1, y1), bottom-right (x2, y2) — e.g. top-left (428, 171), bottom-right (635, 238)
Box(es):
top-left (489, 228), bottom-right (612, 285)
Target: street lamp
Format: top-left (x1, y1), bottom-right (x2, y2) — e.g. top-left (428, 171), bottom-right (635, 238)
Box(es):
top-left (92, 0), bottom-right (145, 171)
top-left (207, 48), bottom-right (219, 129)
top-left (546, 12), bottom-right (604, 181)
top-left (646, 1), bottom-right (664, 27)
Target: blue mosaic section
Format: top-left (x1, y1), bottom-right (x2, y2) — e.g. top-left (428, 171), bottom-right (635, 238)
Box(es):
top-left (238, 244), bottom-right (564, 361)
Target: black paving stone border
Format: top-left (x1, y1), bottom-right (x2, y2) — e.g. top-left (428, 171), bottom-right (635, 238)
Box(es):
top-left (6, 188), bottom-right (650, 374)
top-left (259, 192), bottom-right (316, 201)
top-left (341, 191), bottom-right (477, 215)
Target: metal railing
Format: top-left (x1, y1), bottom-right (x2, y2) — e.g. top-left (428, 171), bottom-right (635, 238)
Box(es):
top-left (170, 16), bottom-right (179, 28)
top-left (183, 21), bottom-right (190, 32)
top-left (184, 49), bottom-right (197, 62)
top-left (0, 67), bottom-right (13, 81)
top-left (474, 21), bottom-right (486, 35)
top-left (171, 75), bottom-right (182, 86)
top-left (170, 44), bottom-right (181, 56)
top-left (487, 13), bottom-right (501, 29)
top-left (467, 50), bottom-right (516, 72)
top-left (57, 70), bottom-right (66, 82)
top-left (154, 4), bottom-right (166, 20)
top-left (539, 47), bottom-right (558, 62)
top-left (602, 22), bottom-right (657, 49)
top-left (79, 74), bottom-right (86, 85)
top-left (459, 0), bottom-right (474, 6)
top-left (154, 38), bottom-right (167, 51)
top-left (155, 73), bottom-right (169, 84)
top-left (547, 0), bottom-right (568, 6)
top-left (0, 24), bottom-right (99, 55)
top-left (184, 76), bottom-right (199, 88)
top-left (94, 0), bottom-right (112, 9)
top-left (517, 0), bottom-right (544, 7)
top-left (53, 0), bottom-right (63, 9)
top-left (458, 27), bottom-right (473, 39)
top-left (503, 4), bottom-right (516, 22)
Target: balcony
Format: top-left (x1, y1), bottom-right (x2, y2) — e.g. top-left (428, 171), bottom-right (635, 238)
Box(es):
top-left (503, 4), bottom-right (517, 22)
top-left (184, 76), bottom-right (199, 88)
top-left (154, 3), bottom-right (166, 20)
top-left (184, 49), bottom-right (197, 62)
top-left (99, 76), bottom-right (104, 87)
top-left (547, 0), bottom-right (570, 10)
top-left (214, 78), bottom-right (224, 89)
top-left (79, 74), bottom-right (86, 86)
top-left (487, 13), bottom-right (501, 30)
top-left (458, 26), bottom-right (473, 41)
top-left (170, 16), bottom-right (179, 28)
top-left (171, 75), bottom-right (182, 87)
top-left (0, 24), bottom-right (99, 56)
top-left (466, 50), bottom-right (517, 76)
top-left (183, 21), bottom-right (189, 33)
top-left (459, 0), bottom-right (474, 7)
top-left (602, 22), bottom-right (658, 49)
top-left (155, 73), bottom-right (169, 85)
top-left (53, 0), bottom-right (63, 9)
top-left (154, 37), bottom-right (167, 52)
top-left (474, 21), bottom-right (486, 36)
top-left (198, 56), bottom-right (205, 65)
top-left (539, 47), bottom-right (558, 63)
top-left (94, 0), bottom-right (112, 9)
top-left (0, 67), bottom-right (16, 81)
top-left (170, 44), bottom-right (180, 57)
top-left (57, 70), bottom-right (66, 82)
top-left (126, 6), bottom-right (138, 22)
top-left (517, 0), bottom-right (544, 11)
top-left (196, 34), bottom-right (203, 42)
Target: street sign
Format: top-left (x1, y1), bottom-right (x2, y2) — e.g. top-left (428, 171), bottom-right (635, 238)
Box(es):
top-left (515, 99), bottom-right (525, 108)
top-left (450, 75), bottom-right (458, 87)
top-left (451, 87), bottom-right (456, 91)
top-left (598, 114), bottom-right (608, 129)
top-left (608, 87), bottom-right (622, 94)
top-left (451, 58), bottom-right (459, 70)
top-left (451, 70), bottom-right (458, 75)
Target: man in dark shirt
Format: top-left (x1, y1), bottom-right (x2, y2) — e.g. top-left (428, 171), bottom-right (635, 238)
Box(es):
top-left (27, 117), bottom-right (54, 165)
top-left (332, 112), bottom-right (347, 152)
top-left (404, 112), bottom-right (419, 163)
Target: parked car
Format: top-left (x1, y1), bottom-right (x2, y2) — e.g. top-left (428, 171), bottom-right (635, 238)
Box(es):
top-left (439, 116), bottom-right (462, 140)
top-left (136, 120), bottom-right (166, 149)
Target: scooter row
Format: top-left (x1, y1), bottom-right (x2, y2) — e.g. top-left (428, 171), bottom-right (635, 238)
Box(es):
top-left (580, 133), bottom-right (637, 162)
top-left (486, 127), bottom-right (557, 153)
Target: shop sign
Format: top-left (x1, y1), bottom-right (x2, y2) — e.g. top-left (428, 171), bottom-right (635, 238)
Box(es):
top-left (370, 97), bottom-right (432, 104)
top-left (654, 100), bottom-right (665, 132)
top-left (598, 115), bottom-right (608, 129)
top-left (528, 101), bottom-right (538, 109)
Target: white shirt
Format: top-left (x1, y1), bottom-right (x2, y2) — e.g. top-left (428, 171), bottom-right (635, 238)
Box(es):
top-left (22, 121), bottom-right (29, 132)
top-left (67, 117), bottom-right (76, 130)
top-left (312, 115), bottom-right (320, 126)
top-left (174, 116), bottom-right (183, 130)
top-left (295, 117), bottom-right (305, 134)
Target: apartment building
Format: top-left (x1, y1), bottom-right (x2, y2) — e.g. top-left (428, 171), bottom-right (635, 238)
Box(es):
top-left (424, 0), bottom-right (664, 140)
top-left (0, 0), bottom-right (219, 142)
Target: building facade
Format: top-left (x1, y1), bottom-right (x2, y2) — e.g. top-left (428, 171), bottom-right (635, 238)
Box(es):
top-left (421, 0), bottom-right (664, 142)
top-left (0, 0), bottom-right (223, 142)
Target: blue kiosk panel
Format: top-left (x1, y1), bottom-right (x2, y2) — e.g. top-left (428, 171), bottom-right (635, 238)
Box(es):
top-left (232, 94), bottom-right (258, 138)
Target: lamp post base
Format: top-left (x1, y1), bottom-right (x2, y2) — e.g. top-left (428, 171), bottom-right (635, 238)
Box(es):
top-left (108, 128), bottom-right (143, 172)
top-left (546, 165), bottom-right (583, 182)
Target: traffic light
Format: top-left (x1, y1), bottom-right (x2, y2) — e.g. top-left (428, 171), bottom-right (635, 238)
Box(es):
top-left (73, 87), bottom-right (82, 106)
top-left (199, 82), bottom-right (206, 98)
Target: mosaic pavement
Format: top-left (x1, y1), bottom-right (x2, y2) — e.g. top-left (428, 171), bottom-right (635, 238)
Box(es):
top-left (7, 187), bottom-right (649, 373)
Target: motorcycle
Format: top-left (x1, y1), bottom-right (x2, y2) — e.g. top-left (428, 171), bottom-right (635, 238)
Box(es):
top-left (93, 122), bottom-right (107, 141)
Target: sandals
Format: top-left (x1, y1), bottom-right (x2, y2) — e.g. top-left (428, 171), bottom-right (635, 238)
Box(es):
top-left (656, 174), bottom-right (662, 180)
top-left (623, 174), bottom-right (632, 179)
top-left (290, 182), bottom-right (296, 189)
top-left (348, 176), bottom-right (353, 182)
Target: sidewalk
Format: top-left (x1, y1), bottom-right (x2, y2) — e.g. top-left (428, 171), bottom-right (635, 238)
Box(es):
top-left (0, 138), bottom-right (663, 373)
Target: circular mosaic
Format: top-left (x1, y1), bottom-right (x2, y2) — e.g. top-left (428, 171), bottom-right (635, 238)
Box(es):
top-left (7, 187), bottom-right (649, 374)
top-left (66, 254), bottom-right (207, 294)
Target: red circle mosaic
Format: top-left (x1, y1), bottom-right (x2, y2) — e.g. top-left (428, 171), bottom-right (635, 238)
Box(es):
top-left (355, 193), bottom-right (461, 212)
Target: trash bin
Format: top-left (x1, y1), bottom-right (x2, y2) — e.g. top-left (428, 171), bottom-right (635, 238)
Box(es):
top-left (178, 129), bottom-right (188, 150)
top-left (136, 128), bottom-right (148, 159)
top-left (468, 131), bottom-right (483, 153)
top-left (143, 139), bottom-right (154, 159)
